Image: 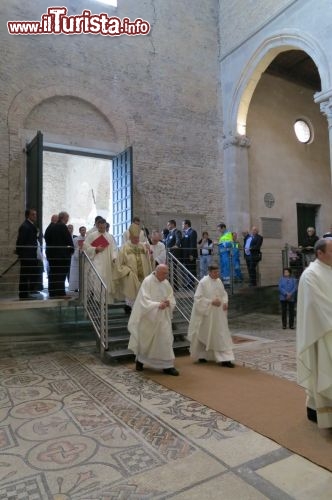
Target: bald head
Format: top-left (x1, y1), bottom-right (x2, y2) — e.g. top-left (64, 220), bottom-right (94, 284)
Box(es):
top-left (315, 238), bottom-right (332, 266)
top-left (155, 264), bottom-right (169, 282)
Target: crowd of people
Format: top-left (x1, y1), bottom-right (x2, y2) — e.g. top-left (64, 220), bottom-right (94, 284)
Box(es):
top-left (14, 211), bottom-right (264, 380)
top-left (14, 211), bottom-right (332, 425)
top-left (15, 211), bottom-right (266, 301)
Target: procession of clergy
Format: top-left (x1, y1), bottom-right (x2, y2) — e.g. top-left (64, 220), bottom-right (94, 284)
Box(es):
top-left (72, 214), bottom-right (332, 429)
top-left (81, 216), bottom-right (235, 378)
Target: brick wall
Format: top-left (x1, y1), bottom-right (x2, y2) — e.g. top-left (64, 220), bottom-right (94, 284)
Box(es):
top-left (1, 0), bottom-right (224, 252)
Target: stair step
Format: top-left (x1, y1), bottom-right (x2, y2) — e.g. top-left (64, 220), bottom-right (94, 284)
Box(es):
top-left (173, 339), bottom-right (190, 350)
top-left (107, 331), bottom-right (188, 344)
top-left (108, 334), bottom-right (130, 343)
top-left (105, 348), bottom-right (134, 359)
top-left (104, 341), bottom-right (189, 361)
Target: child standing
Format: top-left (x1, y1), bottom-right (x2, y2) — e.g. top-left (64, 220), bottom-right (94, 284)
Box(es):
top-left (278, 267), bottom-right (297, 329)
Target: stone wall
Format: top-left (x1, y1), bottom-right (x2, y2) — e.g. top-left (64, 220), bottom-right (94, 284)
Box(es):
top-left (218, 0), bottom-right (295, 58)
top-left (1, 0), bottom-right (223, 252)
top-left (247, 73), bottom-right (330, 284)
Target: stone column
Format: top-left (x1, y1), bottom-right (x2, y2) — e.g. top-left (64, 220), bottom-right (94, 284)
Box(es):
top-left (319, 97), bottom-right (332, 183)
top-left (222, 133), bottom-right (251, 233)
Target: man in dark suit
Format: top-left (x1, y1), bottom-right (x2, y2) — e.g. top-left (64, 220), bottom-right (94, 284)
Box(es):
top-left (181, 219), bottom-right (198, 279)
top-left (16, 208), bottom-right (40, 299)
top-left (244, 226), bottom-right (263, 287)
top-left (44, 211), bottom-right (74, 298)
top-left (165, 219), bottom-right (182, 290)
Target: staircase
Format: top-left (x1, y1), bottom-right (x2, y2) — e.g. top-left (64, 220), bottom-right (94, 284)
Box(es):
top-left (6, 253), bottom-right (272, 361)
top-left (100, 303), bottom-right (190, 362)
top-left (0, 286), bottom-right (280, 360)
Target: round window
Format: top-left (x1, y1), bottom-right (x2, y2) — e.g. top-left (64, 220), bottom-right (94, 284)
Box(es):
top-left (294, 119), bottom-right (312, 144)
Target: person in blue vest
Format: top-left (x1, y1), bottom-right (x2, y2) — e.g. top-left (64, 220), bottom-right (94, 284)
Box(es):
top-left (232, 232), bottom-right (243, 282)
top-left (217, 223), bottom-right (233, 285)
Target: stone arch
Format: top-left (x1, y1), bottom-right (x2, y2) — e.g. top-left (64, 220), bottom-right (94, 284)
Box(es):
top-left (7, 83), bottom-right (127, 144)
top-left (24, 95), bottom-right (117, 142)
top-left (229, 30), bottom-right (330, 136)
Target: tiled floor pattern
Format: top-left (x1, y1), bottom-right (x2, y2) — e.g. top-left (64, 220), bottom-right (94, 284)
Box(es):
top-left (0, 313), bottom-right (331, 499)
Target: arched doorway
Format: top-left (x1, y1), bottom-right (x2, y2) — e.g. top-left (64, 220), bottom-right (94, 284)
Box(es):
top-left (26, 131), bottom-right (133, 246)
top-left (246, 49), bottom-right (329, 262)
top-left (221, 33), bottom-right (332, 284)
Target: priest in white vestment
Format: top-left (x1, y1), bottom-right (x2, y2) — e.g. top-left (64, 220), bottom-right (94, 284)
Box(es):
top-left (69, 226), bottom-right (86, 291)
top-left (150, 230), bottom-right (166, 266)
top-left (83, 218), bottom-right (119, 303)
top-left (297, 238), bottom-right (332, 428)
top-left (188, 264), bottom-right (235, 367)
top-left (128, 264), bottom-right (179, 376)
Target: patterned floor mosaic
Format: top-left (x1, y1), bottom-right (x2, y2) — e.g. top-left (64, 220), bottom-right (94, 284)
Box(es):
top-left (0, 313), bottom-right (331, 499)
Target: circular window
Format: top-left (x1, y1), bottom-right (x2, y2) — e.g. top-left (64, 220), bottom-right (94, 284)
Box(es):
top-left (294, 119), bottom-right (312, 144)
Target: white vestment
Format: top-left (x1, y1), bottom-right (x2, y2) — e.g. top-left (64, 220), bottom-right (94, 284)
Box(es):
top-left (68, 235), bottom-right (85, 291)
top-left (83, 231), bottom-right (118, 302)
top-left (297, 259), bottom-right (332, 428)
top-left (151, 241), bottom-right (166, 265)
top-left (188, 275), bottom-right (234, 362)
top-left (86, 226), bottom-right (98, 235)
top-left (128, 273), bottom-right (176, 368)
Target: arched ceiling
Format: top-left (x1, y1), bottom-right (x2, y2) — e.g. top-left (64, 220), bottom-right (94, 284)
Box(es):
top-left (265, 49), bottom-right (321, 91)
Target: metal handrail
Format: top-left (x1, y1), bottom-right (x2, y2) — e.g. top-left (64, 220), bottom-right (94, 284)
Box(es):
top-left (167, 251), bottom-right (199, 322)
top-left (80, 251), bottom-right (108, 354)
top-left (0, 257), bottom-right (19, 278)
top-left (281, 243), bottom-right (305, 279)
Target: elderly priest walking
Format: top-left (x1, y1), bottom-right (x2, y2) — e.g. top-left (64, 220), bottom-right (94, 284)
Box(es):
top-left (128, 264), bottom-right (179, 376)
top-left (297, 238), bottom-right (332, 427)
top-left (188, 264), bottom-right (235, 367)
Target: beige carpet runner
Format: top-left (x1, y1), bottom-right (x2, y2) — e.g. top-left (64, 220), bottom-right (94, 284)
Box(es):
top-left (140, 356), bottom-right (332, 472)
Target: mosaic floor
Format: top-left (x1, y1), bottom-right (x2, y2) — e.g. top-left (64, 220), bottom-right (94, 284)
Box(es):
top-left (0, 313), bottom-right (331, 499)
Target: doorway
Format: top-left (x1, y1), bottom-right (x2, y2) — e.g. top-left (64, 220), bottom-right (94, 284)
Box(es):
top-left (26, 131), bottom-right (133, 246)
top-left (296, 203), bottom-right (320, 246)
top-left (43, 151), bottom-right (112, 236)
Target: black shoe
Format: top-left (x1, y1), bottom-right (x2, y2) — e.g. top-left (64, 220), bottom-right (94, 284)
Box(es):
top-left (136, 361), bottom-right (144, 372)
top-left (290, 326), bottom-right (295, 329)
top-left (282, 326), bottom-right (287, 329)
top-left (163, 367), bottom-right (179, 376)
top-left (220, 361), bottom-right (235, 368)
top-left (198, 358), bottom-right (207, 363)
top-left (306, 407), bottom-right (317, 423)
top-left (307, 406), bottom-right (317, 424)
top-left (124, 305), bottom-right (132, 314)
